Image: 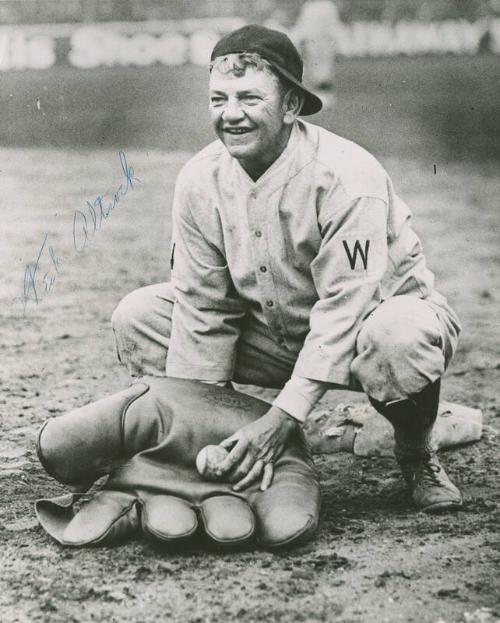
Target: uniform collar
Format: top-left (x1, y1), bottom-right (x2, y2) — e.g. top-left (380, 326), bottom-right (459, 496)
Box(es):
top-left (233, 121), bottom-right (302, 190)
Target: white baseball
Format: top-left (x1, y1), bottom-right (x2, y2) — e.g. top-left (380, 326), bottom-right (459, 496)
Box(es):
top-left (196, 445), bottom-right (229, 480)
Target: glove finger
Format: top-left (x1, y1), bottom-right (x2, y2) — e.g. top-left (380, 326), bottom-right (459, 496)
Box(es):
top-left (141, 495), bottom-right (198, 542)
top-left (252, 452), bottom-right (321, 548)
top-left (37, 383), bottom-right (150, 486)
top-left (62, 490), bottom-right (139, 546)
top-left (200, 495), bottom-right (255, 545)
top-left (36, 493), bottom-right (81, 545)
top-left (254, 485), bottom-right (318, 548)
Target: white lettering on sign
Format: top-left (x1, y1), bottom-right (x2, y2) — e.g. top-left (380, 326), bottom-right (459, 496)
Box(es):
top-left (0, 18), bottom-right (498, 72)
top-left (188, 29), bottom-right (219, 65)
top-left (156, 32), bottom-right (188, 65)
top-left (335, 19), bottom-right (489, 57)
top-left (68, 26), bottom-right (215, 68)
top-left (0, 30), bottom-right (55, 71)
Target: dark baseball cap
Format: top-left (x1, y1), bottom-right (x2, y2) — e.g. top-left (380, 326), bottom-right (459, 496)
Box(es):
top-left (210, 24), bottom-right (323, 116)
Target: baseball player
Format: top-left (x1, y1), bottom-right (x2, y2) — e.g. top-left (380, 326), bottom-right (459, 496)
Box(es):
top-left (291, 0), bottom-right (340, 94)
top-left (112, 25), bottom-right (463, 513)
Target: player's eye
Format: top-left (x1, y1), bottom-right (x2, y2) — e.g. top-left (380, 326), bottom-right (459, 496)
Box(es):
top-left (241, 95), bottom-right (260, 104)
top-left (210, 96), bottom-right (225, 106)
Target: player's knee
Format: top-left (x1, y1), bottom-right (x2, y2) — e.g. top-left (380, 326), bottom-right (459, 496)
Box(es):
top-left (354, 298), bottom-right (446, 401)
top-left (359, 313), bottom-right (421, 362)
top-left (111, 287), bottom-right (152, 337)
top-left (358, 297), bottom-right (442, 364)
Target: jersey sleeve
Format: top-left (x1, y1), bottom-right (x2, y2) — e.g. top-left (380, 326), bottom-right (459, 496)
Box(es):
top-left (272, 375), bottom-right (328, 423)
top-left (166, 171), bottom-right (245, 381)
top-left (292, 194), bottom-right (388, 385)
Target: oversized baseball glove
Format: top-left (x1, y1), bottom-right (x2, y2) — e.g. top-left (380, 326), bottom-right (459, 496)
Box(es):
top-left (36, 378), bottom-right (321, 549)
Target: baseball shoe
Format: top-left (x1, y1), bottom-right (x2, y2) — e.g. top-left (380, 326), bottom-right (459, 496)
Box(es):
top-left (369, 381), bottom-right (463, 512)
top-left (395, 448), bottom-right (463, 513)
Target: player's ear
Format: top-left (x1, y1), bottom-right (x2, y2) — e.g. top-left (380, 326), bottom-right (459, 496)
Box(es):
top-left (283, 88), bottom-right (304, 124)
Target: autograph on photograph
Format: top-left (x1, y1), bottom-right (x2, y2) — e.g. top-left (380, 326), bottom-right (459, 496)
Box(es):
top-left (20, 150), bottom-right (141, 316)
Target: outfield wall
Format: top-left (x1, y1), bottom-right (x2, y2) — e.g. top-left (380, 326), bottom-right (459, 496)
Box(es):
top-left (0, 17), bottom-right (499, 71)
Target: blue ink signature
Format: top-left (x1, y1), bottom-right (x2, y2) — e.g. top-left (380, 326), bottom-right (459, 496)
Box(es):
top-left (72, 151), bottom-right (142, 252)
top-left (20, 151), bottom-right (141, 316)
top-left (21, 234), bottom-right (62, 313)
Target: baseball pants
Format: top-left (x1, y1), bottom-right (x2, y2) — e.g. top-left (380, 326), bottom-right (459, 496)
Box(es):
top-left (111, 282), bottom-right (460, 403)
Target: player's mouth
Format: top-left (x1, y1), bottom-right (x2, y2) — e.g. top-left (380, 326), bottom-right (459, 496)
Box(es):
top-left (223, 127), bottom-right (253, 135)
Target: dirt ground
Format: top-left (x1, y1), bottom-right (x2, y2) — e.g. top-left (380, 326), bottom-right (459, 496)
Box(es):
top-left (0, 148), bottom-right (499, 623)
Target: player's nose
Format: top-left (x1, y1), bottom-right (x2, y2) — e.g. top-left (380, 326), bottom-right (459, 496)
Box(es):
top-left (221, 97), bottom-right (245, 122)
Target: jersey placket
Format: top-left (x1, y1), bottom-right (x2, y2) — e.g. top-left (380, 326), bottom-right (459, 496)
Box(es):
top-left (246, 188), bottom-right (286, 347)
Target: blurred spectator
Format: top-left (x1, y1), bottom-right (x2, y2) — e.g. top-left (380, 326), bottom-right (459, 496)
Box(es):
top-left (290, 1), bottom-right (341, 106)
top-left (263, 0), bottom-right (301, 33)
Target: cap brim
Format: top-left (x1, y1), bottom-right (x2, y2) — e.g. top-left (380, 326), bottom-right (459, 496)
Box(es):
top-left (269, 62), bottom-right (323, 116)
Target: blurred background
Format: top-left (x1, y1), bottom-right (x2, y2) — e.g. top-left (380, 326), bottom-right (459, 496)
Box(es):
top-left (1, 0), bottom-right (499, 159)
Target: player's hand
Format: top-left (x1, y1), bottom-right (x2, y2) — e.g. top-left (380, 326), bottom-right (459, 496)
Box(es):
top-left (218, 406), bottom-right (298, 491)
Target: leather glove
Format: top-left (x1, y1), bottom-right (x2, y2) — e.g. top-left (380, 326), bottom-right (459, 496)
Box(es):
top-left (36, 378), bottom-right (321, 549)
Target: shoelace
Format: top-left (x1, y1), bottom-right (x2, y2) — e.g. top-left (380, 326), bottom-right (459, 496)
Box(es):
top-left (396, 452), bottom-right (439, 488)
top-left (415, 460), bottom-right (445, 487)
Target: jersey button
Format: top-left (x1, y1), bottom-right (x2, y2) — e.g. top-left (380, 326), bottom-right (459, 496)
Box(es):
top-left (255, 230), bottom-right (262, 238)
top-left (266, 300), bottom-right (274, 308)
top-left (260, 266), bottom-right (267, 273)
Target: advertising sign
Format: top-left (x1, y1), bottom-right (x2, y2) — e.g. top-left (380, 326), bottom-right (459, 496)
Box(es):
top-left (0, 18), bottom-right (499, 71)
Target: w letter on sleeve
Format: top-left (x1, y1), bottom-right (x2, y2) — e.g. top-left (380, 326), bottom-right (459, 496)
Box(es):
top-left (342, 239), bottom-right (370, 270)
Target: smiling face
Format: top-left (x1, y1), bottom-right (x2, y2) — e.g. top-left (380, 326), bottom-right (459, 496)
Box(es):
top-left (209, 57), bottom-right (300, 180)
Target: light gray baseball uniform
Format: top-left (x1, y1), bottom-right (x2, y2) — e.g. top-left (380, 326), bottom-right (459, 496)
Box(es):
top-left (112, 120), bottom-right (460, 422)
